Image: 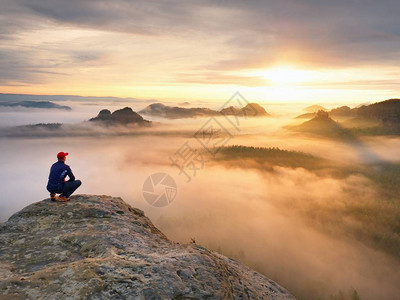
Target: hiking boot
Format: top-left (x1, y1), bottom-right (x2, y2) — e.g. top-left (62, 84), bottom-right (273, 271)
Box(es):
top-left (50, 193), bottom-right (56, 201)
top-left (57, 195), bottom-right (70, 202)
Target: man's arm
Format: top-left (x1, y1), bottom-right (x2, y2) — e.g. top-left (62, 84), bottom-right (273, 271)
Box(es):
top-left (66, 166), bottom-right (76, 182)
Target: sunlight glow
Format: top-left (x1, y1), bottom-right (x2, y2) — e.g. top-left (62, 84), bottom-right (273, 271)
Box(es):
top-left (254, 67), bottom-right (316, 85)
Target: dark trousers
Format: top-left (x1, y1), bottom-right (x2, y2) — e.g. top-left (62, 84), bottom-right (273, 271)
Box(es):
top-left (61, 180), bottom-right (82, 197)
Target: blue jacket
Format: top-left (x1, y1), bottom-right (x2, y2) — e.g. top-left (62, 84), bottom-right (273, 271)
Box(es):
top-left (46, 161), bottom-right (75, 192)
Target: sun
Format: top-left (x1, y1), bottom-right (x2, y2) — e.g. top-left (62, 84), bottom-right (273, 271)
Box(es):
top-left (253, 66), bottom-right (315, 85)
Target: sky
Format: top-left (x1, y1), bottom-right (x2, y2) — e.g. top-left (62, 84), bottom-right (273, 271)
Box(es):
top-left (1, 0), bottom-right (400, 104)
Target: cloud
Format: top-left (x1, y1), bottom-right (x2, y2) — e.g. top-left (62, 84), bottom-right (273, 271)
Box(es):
top-left (205, 0), bottom-right (400, 69)
top-left (0, 49), bottom-right (69, 85)
top-left (1, 110), bottom-right (400, 299)
top-left (175, 72), bottom-right (272, 87)
top-left (2, 133), bottom-right (400, 299)
top-left (2, 0), bottom-right (202, 36)
top-left (0, 0), bottom-right (400, 93)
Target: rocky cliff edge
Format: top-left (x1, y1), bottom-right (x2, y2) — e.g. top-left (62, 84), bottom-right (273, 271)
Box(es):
top-left (0, 195), bottom-right (295, 300)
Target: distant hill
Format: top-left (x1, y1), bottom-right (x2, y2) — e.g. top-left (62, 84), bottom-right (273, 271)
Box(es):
top-left (356, 99), bottom-right (400, 125)
top-left (89, 107), bottom-right (151, 126)
top-left (215, 145), bottom-right (323, 170)
top-left (220, 103), bottom-right (270, 117)
top-left (296, 105), bottom-right (355, 119)
top-left (329, 106), bottom-right (354, 117)
top-left (0, 92), bottom-right (150, 103)
top-left (291, 110), bottom-right (354, 139)
top-left (0, 107), bottom-right (151, 137)
top-left (0, 101), bottom-right (71, 110)
top-left (140, 102), bottom-right (270, 119)
top-left (139, 103), bottom-right (218, 119)
top-left (17, 123), bottom-right (63, 130)
top-left (295, 112), bottom-right (316, 119)
top-left (296, 110), bottom-right (341, 131)
top-left (346, 99), bottom-right (400, 135)
top-left (291, 99), bottom-right (400, 137)
top-left (296, 99), bottom-right (400, 131)
top-left (303, 104), bottom-right (327, 113)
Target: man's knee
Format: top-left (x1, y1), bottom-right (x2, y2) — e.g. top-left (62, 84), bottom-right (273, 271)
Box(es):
top-left (74, 180), bottom-right (82, 188)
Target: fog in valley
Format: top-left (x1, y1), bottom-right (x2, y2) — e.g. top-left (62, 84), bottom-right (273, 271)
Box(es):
top-left (1, 100), bottom-right (400, 300)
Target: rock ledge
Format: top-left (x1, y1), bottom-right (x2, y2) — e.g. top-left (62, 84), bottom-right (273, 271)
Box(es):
top-left (0, 195), bottom-right (295, 299)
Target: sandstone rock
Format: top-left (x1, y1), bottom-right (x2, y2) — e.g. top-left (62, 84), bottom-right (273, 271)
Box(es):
top-left (220, 103), bottom-right (270, 117)
top-left (140, 103), bottom-right (271, 119)
top-left (89, 107), bottom-right (151, 126)
top-left (0, 195), bottom-right (295, 299)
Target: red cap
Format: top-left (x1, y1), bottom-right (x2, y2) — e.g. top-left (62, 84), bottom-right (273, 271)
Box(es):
top-left (57, 152), bottom-right (69, 159)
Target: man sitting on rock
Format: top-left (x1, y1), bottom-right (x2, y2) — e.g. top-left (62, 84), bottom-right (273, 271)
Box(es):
top-left (46, 152), bottom-right (82, 202)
